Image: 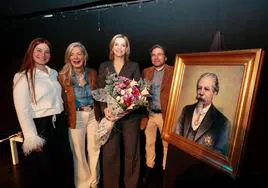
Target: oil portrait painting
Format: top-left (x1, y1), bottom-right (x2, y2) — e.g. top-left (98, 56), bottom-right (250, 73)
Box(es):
top-left (162, 49), bottom-right (264, 178)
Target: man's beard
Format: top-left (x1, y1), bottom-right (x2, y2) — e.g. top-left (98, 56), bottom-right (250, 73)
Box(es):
top-left (196, 96), bottom-right (205, 113)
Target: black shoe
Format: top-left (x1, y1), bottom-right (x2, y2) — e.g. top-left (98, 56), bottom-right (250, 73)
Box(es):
top-left (142, 167), bottom-right (153, 184)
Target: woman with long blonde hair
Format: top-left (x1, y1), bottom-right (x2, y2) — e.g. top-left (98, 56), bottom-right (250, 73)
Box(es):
top-left (59, 42), bottom-right (101, 188)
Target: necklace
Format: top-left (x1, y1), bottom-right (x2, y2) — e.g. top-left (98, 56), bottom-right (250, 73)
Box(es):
top-left (77, 73), bottom-right (84, 80)
top-left (76, 73), bottom-right (86, 87)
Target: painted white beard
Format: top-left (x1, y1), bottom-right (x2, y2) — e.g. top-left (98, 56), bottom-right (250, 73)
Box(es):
top-left (196, 100), bottom-right (204, 113)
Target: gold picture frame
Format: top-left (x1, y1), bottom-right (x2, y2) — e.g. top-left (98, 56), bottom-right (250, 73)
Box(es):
top-left (162, 49), bottom-right (264, 178)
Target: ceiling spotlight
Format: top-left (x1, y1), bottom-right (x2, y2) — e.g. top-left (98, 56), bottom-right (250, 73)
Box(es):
top-left (43, 14), bottom-right (53, 18)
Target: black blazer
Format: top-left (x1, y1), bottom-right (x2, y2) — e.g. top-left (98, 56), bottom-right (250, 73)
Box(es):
top-left (175, 103), bottom-right (230, 156)
top-left (98, 61), bottom-right (141, 89)
top-left (97, 61), bottom-right (141, 113)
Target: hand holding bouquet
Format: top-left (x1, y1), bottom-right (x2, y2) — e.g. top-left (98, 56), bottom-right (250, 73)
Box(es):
top-left (92, 73), bottom-right (150, 147)
top-left (103, 107), bottom-right (129, 122)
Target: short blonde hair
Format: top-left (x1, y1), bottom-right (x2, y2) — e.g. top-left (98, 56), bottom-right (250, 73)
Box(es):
top-left (109, 34), bottom-right (130, 61)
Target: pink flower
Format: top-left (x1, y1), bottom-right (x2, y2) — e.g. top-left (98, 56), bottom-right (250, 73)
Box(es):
top-left (123, 93), bottom-right (134, 107)
top-left (115, 85), bottom-right (122, 93)
top-left (131, 86), bottom-right (140, 98)
top-left (123, 79), bottom-right (130, 87)
top-left (100, 73), bottom-right (150, 111)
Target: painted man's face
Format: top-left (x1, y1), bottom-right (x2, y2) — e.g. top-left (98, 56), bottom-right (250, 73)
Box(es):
top-left (196, 76), bottom-right (216, 107)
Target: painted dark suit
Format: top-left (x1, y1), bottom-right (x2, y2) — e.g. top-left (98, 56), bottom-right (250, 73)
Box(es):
top-left (175, 103), bottom-right (230, 156)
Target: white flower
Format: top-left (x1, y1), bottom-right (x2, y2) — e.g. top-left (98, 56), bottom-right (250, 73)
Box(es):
top-left (130, 79), bottom-right (138, 87)
top-left (116, 96), bottom-right (121, 101)
top-left (127, 103), bottom-right (135, 110)
top-left (141, 88), bottom-right (149, 96)
top-left (120, 97), bottom-right (124, 104)
top-left (120, 90), bottom-right (126, 95)
top-left (127, 88), bottom-right (132, 93)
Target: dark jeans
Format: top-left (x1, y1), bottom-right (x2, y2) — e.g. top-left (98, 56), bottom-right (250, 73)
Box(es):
top-left (102, 112), bottom-right (141, 188)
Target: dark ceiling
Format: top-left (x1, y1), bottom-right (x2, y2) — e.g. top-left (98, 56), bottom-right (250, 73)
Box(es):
top-left (1, 0), bottom-right (128, 19)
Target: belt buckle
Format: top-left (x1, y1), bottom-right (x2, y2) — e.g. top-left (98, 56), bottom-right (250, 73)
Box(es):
top-left (152, 109), bottom-right (161, 113)
top-left (82, 106), bottom-right (92, 112)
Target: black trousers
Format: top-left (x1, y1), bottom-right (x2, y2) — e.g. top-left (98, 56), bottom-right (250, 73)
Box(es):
top-left (23, 113), bottom-right (74, 188)
top-left (102, 112), bottom-right (141, 188)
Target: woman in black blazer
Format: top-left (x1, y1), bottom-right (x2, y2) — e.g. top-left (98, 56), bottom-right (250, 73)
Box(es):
top-left (98, 34), bottom-right (141, 188)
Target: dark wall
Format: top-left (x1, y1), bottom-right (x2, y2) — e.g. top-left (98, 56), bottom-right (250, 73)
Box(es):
top-left (2, 0), bottom-right (268, 181)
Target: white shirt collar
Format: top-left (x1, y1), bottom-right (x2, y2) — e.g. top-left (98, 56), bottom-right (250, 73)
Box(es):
top-left (195, 103), bottom-right (211, 115)
top-left (35, 65), bottom-right (51, 75)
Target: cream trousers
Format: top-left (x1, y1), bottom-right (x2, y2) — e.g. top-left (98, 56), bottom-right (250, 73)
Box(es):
top-left (69, 110), bottom-right (100, 188)
top-left (144, 113), bottom-right (168, 170)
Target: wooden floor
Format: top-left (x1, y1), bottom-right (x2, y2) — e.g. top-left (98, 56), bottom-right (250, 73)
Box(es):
top-left (0, 131), bottom-right (165, 188)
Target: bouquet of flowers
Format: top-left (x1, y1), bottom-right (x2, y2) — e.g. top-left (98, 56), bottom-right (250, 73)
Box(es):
top-left (92, 73), bottom-right (150, 147)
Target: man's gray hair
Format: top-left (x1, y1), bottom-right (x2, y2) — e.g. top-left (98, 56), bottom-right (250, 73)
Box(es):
top-left (197, 72), bottom-right (219, 94)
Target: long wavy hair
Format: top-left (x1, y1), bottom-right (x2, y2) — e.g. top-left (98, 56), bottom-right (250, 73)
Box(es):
top-left (59, 42), bottom-right (88, 86)
top-left (109, 34), bottom-right (130, 62)
top-left (16, 37), bottom-right (51, 104)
